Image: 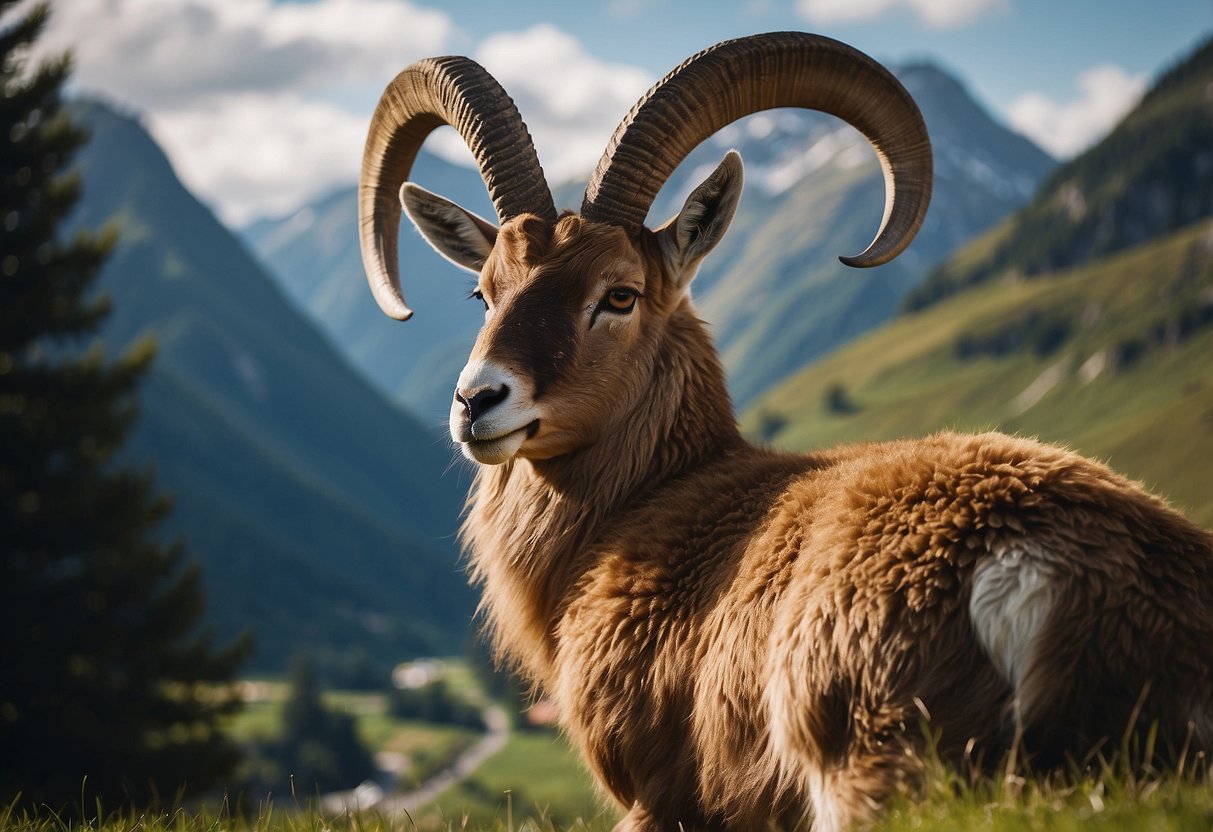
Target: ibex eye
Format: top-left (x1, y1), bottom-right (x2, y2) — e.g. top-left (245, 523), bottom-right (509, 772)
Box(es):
top-left (604, 288), bottom-right (640, 314)
top-left (469, 288), bottom-right (488, 311)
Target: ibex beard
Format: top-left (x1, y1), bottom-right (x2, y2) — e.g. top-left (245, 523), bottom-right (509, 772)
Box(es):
top-left (359, 33), bottom-right (1213, 832)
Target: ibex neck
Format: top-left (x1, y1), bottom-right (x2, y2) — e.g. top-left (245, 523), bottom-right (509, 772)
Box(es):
top-left (462, 305), bottom-right (742, 682)
top-left (539, 308), bottom-right (741, 502)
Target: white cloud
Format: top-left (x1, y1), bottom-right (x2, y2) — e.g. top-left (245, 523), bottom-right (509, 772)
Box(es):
top-left (38, 0), bottom-right (454, 223)
top-left (150, 93), bottom-right (370, 223)
top-left (43, 0), bottom-right (453, 104)
top-left (1008, 65), bottom-right (1147, 158)
top-left (796, 0), bottom-right (1007, 29)
top-left (797, 0), bottom-right (893, 26)
top-left (35, 2), bottom-right (653, 223)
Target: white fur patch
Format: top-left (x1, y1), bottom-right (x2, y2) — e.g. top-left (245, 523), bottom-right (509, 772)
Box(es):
top-left (807, 767), bottom-right (844, 832)
top-left (969, 541), bottom-right (1056, 687)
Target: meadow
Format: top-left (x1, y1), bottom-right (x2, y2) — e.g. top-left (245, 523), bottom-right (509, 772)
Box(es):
top-left (4, 752), bottom-right (1211, 832)
top-left (9, 669), bottom-right (1208, 831)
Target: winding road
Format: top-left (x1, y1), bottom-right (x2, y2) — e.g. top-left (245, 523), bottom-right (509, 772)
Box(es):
top-left (320, 705), bottom-right (510, 817)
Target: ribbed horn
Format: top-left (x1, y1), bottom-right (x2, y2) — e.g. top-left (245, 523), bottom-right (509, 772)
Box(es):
top-left (582, 32), bottom-right (932, 267)
top-left (360, 57), bottom-right (556, 320)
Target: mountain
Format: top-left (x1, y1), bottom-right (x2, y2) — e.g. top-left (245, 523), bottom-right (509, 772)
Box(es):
top-left (68, 100), bottom-right (475, 672)
top-left (243, 61), bottom-right (1053, 423)
top-left (906, 35), bottom-right (1213, 311)
top-left (242, 150), bottom-right (496, 429)
top-left (742, 40), bottom-right (1213, 527)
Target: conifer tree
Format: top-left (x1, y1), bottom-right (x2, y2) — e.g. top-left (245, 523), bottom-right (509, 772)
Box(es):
top-left (277, 654), bottom-right (375, 794)
top-left (0, 1), bottom-right (249, 810)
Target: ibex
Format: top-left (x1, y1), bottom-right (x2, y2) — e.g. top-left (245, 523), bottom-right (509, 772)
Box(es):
top-left (359, 32), bottom-right (1213, 832)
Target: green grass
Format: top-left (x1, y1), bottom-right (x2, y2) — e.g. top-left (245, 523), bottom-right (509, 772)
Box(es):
top-left (877, 782), bottom-right (1213, 832)
top-left (871, 769), bottom-right (1213, 832)
top-left (4, 764), bottom-right (1211, 832)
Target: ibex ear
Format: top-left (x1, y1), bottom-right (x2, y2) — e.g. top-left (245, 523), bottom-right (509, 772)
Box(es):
top-left (400, 182), bottom-right (498, 273)
top-left (657, 150), bottom-right (744, 290)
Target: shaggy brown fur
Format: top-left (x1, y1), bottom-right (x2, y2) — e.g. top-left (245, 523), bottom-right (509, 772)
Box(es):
top-left (414, 204), bottom-right (1213, 831)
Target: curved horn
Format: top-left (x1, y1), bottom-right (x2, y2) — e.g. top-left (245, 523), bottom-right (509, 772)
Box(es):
top-left (360, 57), bottom-right (556, 320)
top-left (582, 32), bottom-right (932, 267)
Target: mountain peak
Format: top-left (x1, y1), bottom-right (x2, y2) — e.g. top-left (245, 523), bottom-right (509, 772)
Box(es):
top-left (896, 60), bottom-right (970, 94)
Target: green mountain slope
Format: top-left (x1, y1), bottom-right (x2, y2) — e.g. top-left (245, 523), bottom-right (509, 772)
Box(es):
top-left (907, 35), bottom-right (1213, 311)
top-left (68, 101), bottom-right (475, 670)
top-left (743, 219), bottom-right (1213, 526)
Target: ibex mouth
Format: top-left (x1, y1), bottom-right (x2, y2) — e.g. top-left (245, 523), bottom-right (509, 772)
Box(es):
top-left (462, 420), bottom-right (540, 465)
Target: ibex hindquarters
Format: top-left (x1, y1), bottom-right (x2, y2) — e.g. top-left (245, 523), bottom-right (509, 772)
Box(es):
top-left (766, 433), bottom-right (1213, 830)
top-left (549, 433), bottom-right (1211, 832)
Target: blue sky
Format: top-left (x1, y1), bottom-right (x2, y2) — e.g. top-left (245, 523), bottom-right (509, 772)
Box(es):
top-left (29, 0), bottom-right (1212, 224)
top-left (445, 0), bottom-right (1208, 106)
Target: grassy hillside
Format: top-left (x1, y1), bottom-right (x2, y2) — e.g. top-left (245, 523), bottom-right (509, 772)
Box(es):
top-left (743, 219), bottom-right (1213, 526)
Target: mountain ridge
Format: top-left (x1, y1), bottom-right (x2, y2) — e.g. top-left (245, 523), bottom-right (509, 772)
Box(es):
top-left (69, 99), bottom-right (475, 671)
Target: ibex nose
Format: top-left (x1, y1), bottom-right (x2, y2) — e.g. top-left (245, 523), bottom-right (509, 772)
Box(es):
top-left (456, 383), bottom-right (510, 424)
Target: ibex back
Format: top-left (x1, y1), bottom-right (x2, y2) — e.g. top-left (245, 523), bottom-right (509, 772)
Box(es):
top-left (358, 32), bottom-right (1213, 832)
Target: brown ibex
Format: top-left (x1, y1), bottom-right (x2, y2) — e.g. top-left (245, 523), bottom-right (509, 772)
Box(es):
top-left (358, 32), bottom-right (1213, 832)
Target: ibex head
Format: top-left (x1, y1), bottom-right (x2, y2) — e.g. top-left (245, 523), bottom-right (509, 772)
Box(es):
top-left (359, 33), bottom-right (932, 466)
